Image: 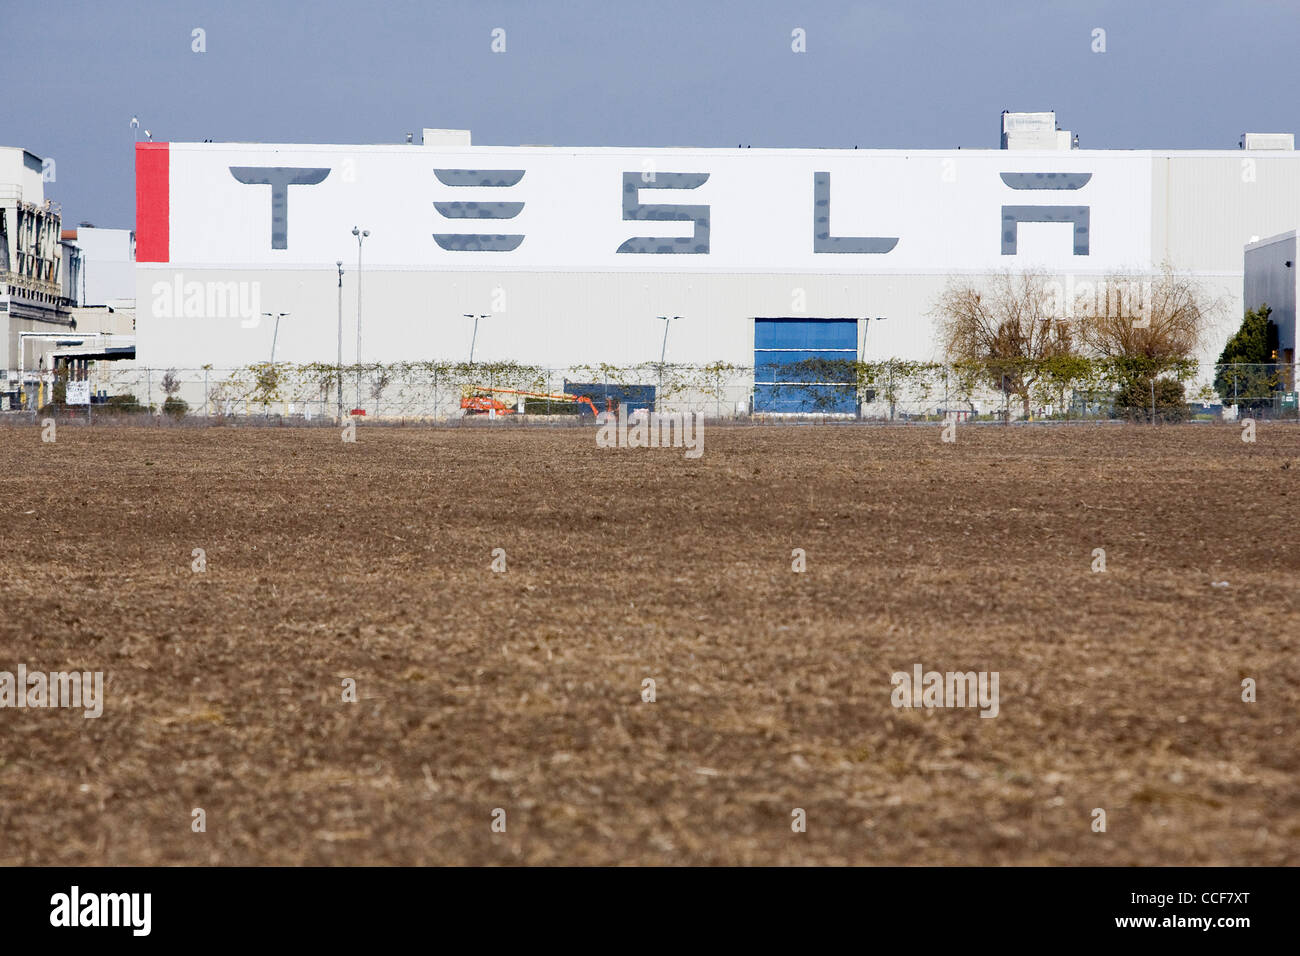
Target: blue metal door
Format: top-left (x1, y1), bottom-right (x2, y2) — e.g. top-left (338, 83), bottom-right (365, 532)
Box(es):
top-left (754, 318), bottom-right (857, 413)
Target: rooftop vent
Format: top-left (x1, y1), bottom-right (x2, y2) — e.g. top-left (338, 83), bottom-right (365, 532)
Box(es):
top-left (422, 128), bottom-right (472, 147)
top-left (1241, 133), bottom-right (1294, 151)
top-left (1001, 110), bottom-right (1074, 151)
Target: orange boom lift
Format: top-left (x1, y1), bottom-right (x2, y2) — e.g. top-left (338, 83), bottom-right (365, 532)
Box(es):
top-left (459, 386), bottom-right (614, 418)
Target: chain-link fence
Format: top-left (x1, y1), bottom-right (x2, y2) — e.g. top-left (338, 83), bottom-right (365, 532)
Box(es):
top-left (5, 359), bottom-right (1298, 424)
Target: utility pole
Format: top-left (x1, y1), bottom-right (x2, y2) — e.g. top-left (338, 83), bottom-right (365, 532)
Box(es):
top-left (859, 316), bottom-right (886, 417)
top-left (465, 314), bottom-right (489, 364)
top-left (352, 226), bottom-right (369, 412)
top-left (263, 312), bottom-right (289, 365)
top-left (336, 260), bottom-right (344, 422)
top-left (888, 362), bottom-right (895, 421)
top-left (657, 315), bottom-right (681, 412)
top-left (858, 316), bottom-right (887, 363)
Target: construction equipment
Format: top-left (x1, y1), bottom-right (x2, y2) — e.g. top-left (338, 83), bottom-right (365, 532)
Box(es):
top-left (459, 386), bottom-right (614, 418)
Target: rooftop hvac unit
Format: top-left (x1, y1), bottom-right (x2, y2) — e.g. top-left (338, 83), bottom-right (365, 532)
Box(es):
top-left (1000, 111), bottom-right (1072, 150)
top-left (1242, 133), bottom-right (1295, 151)
top-left (422, 128), bottom-right (472, 146)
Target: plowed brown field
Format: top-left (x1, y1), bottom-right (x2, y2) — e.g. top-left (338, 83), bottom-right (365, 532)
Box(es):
top-left (1, 421), bottom-right (1296, 865)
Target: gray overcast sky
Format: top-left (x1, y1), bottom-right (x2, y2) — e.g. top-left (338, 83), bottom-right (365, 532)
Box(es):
top-left (7, 0), bottom-right (1298, 228)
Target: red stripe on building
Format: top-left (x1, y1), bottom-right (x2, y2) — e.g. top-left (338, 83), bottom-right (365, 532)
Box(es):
top-left (135, 142), bottom-right (169, 262)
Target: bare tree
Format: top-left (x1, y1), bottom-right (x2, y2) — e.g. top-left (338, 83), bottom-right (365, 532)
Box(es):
top-left (933, 270), bottom-right (1073, 418)
top-left (1074, 267), bottom-right (1221, 421)
top-left (1075, 267), bottom-right (1217, 368)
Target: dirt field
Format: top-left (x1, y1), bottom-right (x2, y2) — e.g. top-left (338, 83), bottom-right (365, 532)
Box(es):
top-left (0, 420), bottom-right (1295, 865)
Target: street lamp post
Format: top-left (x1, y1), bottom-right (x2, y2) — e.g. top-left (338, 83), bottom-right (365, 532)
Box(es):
top-left (259, 311), bottom-right (290, 419)
top-left (859, 316), bottom-right (886, 417)
top-left (858, 316), bottom-right (887, 363)
top-left (263, 312), bottom-right (290, 365)
top-left (336, 260), bottom-right (344, 423)
top-left (352, 226), bottom-right (369, 412)
top-left (465, 313), bottom-right (489, 364)
top-left (656, 316), bottom-right (681, 412)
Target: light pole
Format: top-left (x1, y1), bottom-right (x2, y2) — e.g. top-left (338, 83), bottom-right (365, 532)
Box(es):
top-left (263, 312), bottom-right (290, 365)
top-left (465, 313), bottom-right (489, 364)
top-left (858, 316), bottom-right (886, 363)
top-left (336, 260), bottom-right (344, 422)
top-left (859, 316), bottom-right (886, 417)
top-left (352, 226), bottom-right (369, 412)
top-left (657, 316), bottom-right (681, 412)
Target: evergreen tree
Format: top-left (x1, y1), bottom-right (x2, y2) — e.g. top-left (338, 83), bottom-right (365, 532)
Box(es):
top-left (1215, 306), bottom-right (1279, 410)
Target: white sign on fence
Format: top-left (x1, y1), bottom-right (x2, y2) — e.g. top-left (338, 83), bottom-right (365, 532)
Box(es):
top-left (66, 381), bottom-right (91, 406)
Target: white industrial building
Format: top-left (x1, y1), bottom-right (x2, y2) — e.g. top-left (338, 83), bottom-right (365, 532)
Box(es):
top-left (67, 226), bottom-right (137, 310)
top-left (1, 146), bottom-right (136, 408)
top-left (1244, 231), bottom-right (1297, 368)
top-left (1, 146), bottom-right (74, 407)
top-left (124, 114), bottom-right (1299, 414)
